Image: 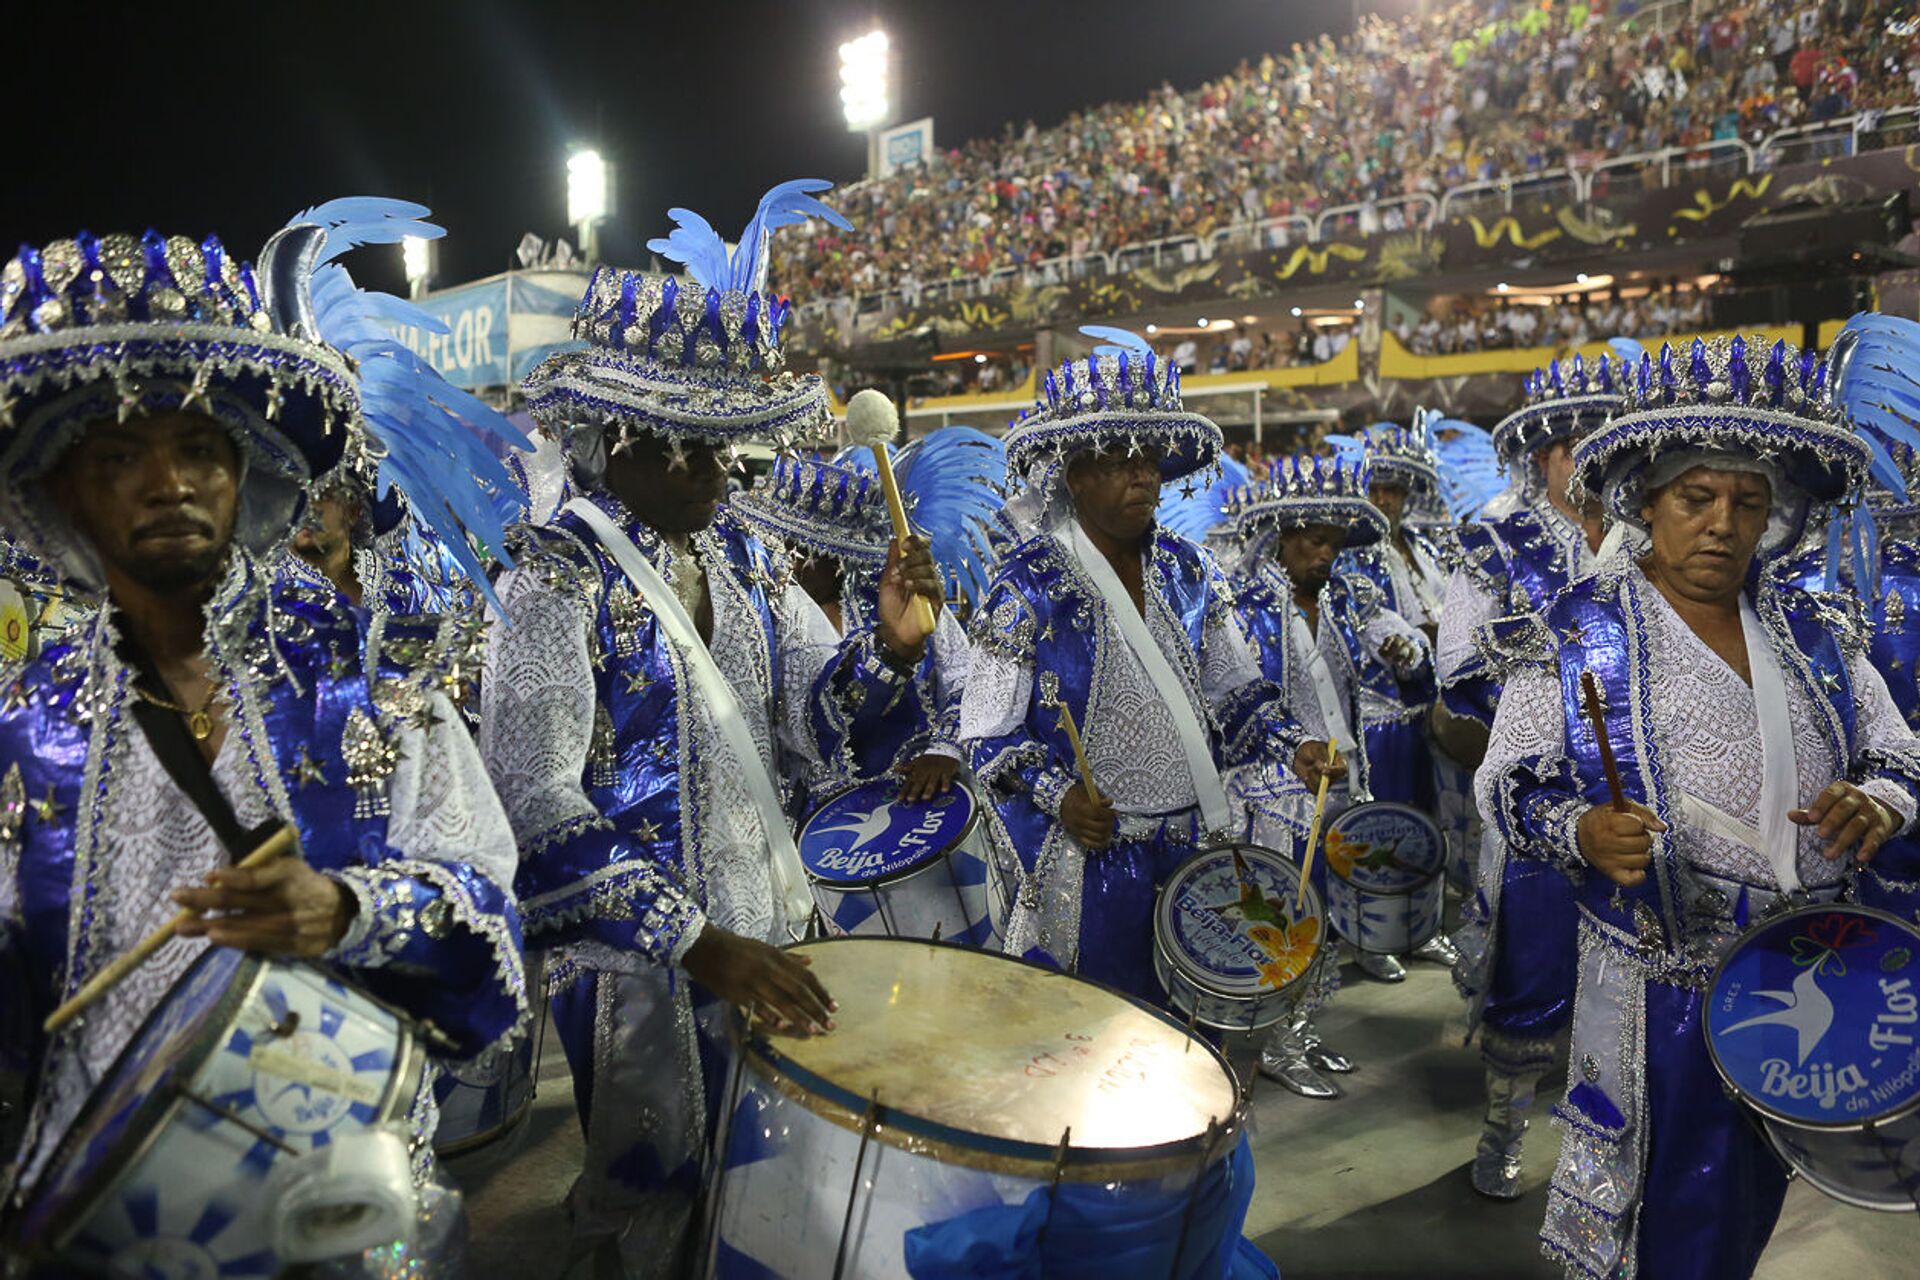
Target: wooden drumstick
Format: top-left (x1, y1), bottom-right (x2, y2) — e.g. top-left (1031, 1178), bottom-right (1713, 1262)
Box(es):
top-left (43, 825), bottom-right (299, 1033)
top-left (1579, 670), bottom-right (1629, 814)
top-left (1050, 699), bottom-right (1103, 806)
top-left (845, 389), bottom-right (939, 636)
top-left (1295, 747), bottom-right (1341, 914)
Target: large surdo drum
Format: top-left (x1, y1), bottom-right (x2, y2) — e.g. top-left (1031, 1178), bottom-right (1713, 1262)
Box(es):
top-left (797, 775), bottom-right (1007, 945)
top-left (704, 939), bottom-right (1252, 1278)
top-left (1705, 903), bottom-right (1920, 1210)
top-left (15, 948), bottom-right (427, 1277)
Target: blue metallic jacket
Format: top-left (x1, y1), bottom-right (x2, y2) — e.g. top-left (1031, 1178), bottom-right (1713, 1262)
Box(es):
top-left (968, 528), bottom-right (1303, 864)
top-left (1232, 561), bottom-right (1432, 806)
top-left (1482, 568), bottom-right (1920, 950)
top-left (1442, 506), bottom-right (1585, 727)
top-left (497, 494), bottom-right (927, 963)
top-left (1339, 526), bottom-right (1449, 617)
top-left (0, 552), bottom-right (527, 1086)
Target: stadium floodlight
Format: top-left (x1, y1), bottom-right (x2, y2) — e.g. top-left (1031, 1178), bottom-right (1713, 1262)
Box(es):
top-left (973, 353), bottom-right (987, 364)
top-left (1354, 298), bottom-right (1366, 311)
top-left (1145, 323), bottom-right (1157, 334)
top-left (567, 146), bottom-right (614, 264)
top-left (400, 236), bottom-right (433, 298)
top-left (839, 30), bottom-right (891, 132)
top-left (1289, 307), bottom-right (1302, 318)
top-left (1496, 282), bottom-right (1510, 293)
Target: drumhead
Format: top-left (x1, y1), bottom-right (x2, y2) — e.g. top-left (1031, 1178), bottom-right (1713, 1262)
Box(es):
top-left (1325, 802), bottom-right (1445, 895)
top-left (1704, 903), bottom-right (1920, 1131)
top-left (1154, 843), bottom-right (1323, 1004)
top-left (798, 776), bottom-right (978, 890)
top-left (738, 939), bottom-right (1239, 1177)
top-left (16, 948), bottom-right (258, 1242)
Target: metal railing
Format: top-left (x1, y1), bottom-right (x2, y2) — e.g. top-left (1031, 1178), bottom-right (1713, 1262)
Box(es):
top-left (785, 109), bottom-right (1907, 326)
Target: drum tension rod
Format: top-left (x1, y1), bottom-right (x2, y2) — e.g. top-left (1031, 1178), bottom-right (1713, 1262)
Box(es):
top-left (1033, 1125), bottom-right (1073, 1256)
top-left (1170, 1117), bottom-right (1222, 1275)
top-left (268, 1011), bottom-right (301, 1038)
top-left (174, 1084), bottom-right (298, 1154)
top-left (930, 922), bottom-right (943, 944)
top-left (831, 1090), bottom-right (883, 1280)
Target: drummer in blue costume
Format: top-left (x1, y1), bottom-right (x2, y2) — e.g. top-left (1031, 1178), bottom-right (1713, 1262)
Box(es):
top-left (1217, 454), bottom-right (1431, 1093)
top-left (1338, 424), bottom-right (1460, 970)
top-left (1438, 354), bottom-right (1626, 1201)
top-left (0, 204), bottom-right (531, 1268)
top-left (480, 180), bottom-right (943, 1277)
top-left (1479, 334), bottom-right (1920, 1279)
top-left (731, 411), bottom-right (1004, 811)
top-left (960, 325), bottom-right (1306, 1006)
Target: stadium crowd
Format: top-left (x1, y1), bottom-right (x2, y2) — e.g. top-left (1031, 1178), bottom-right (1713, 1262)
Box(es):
top-left (774, 0), bottom-right (1918, 303)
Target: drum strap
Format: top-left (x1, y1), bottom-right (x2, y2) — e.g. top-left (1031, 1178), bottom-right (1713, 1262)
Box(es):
top-left (564, 498), bottom-right (815, 929)
top-left (1289, 610), bottom-right (1364, 796)
top-left (119, 644), bottom-right (280, 860)
top-left (1062, 523), bottom-right (1233, 837)
top-left (1741, 597), bottom-right (1802, 892)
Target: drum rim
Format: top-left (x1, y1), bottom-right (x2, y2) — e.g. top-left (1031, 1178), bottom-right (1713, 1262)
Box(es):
top-left (1325, 801), bottom-right (1446, 896)
top-left (799, 777), bottom-right (981, 891)
top-left (19, 952), bottom-right (423, 1251)
top-left (1702, 902), bottom-right (1920, 1133)
top-left (16, 949), bottom-right (261, 1246)
top-left (1764, 1123), bottom-right (1920, 1212)
top-left (737, 937), bottom-right (1245, 1179)
top-left (1151, 842), bottom-right (1324, 1002)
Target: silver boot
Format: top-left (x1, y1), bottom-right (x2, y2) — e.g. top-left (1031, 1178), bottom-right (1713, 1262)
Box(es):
top-left (1412, 932), bottom-right (1462, 967)
top-left (1353, 949), bottom-right (1407, 983)
top-left (1469, 1066), bottom-right (1542, 1200)
top-left (1259, 1016), bottom-right (1341, 1099)
top-left (1297, 1021), bottom-right (1355, 1073)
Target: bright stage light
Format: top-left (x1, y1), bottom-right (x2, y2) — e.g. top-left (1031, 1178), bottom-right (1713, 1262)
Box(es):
top-left (567, 148), bottom-right (610, 227)
top-left (401, 236), bottom-right (432, 290)
top-left (839, 31), bottom-right (891, 131)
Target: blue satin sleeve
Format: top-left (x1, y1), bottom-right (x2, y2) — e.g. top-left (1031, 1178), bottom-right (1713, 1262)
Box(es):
top-left (511, 818), bottom-right (705, 963)
top-left (807, 624), bottom-right (931, 779)
top-left (329, 858), bottom-right (529, 1062)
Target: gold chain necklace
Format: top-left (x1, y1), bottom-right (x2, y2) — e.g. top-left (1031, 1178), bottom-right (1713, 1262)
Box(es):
top-left (135, 682), bottom-right (221, 741)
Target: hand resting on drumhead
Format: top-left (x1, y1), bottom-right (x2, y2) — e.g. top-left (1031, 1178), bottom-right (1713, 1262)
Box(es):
top-left (1576, 800), bottom-right (1668, 887)
top-left (171, 858), bottom-right (358, 956)
top-left (898, 752), bottom-right (959, 802)
top-left (1060, 781), bottom-right (1116, 850)
top-left (1790, 780), bottom-right (1901, 864)
top-left (683, 925), bottom-right (837, 1036)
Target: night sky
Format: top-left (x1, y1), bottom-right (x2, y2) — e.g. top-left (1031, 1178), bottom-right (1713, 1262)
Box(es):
top-left (12, 1), bottom-right (1352, 295)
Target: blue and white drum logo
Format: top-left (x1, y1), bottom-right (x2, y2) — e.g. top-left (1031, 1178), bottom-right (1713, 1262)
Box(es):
top-left (1324, 803), bottom-right (1444, 893)
top-left (799, 778), bottom-right (975, 886)
top-left (1163, 847), bottom-right (1320, 994)
top-left (1708, 908), bottom-right (1920, 1127)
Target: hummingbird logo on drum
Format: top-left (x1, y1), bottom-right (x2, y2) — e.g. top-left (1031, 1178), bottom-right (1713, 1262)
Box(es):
top-left (813, 802), bottom-right (897, 852)
top-left (1722, 964), bottom-right (1835, 1066)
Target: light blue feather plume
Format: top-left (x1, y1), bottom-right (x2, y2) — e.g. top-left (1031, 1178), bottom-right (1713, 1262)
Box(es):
top-left (1608, 337), bottom-right (1647, 368)
top-left (730, 180), bottom-right (853, 294)
top-left (894, 426), bottom-right (1008, 603)
top-left (289, 199), bottom-right (532, 610)
top-left (290, 197), bottom-right (441, 266)
top-left (1428, 418), bottom-right (1505, 519)
top-left (1157, 454), bottom-right (1248, 542)
top-left (1079, 325), bottom-right (1156, 357)
top-left (645, 207), bottom-right (734, 292)
top-left (1831, 312), bottom-right (1920, 499)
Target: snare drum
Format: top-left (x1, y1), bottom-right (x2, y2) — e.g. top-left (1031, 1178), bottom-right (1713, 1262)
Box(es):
top-left (1153, 843), bottom-right (1327, 1032)
top-left (1705, 903), bottom-right (1920, 1211)
top-left (1322, 801), bottom-right (1446, 955)
top-left (705, 939), bottom-right (1256, 1279)
top-left (16, 948), bottom-right (427, 1277)
top-left (797, 776), bottom-right (1006, 945)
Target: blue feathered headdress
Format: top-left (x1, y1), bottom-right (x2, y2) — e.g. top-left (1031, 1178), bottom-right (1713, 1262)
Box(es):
top-left (1416, 408), bottom-right (1505, 522)
top-left (648, 179), bottom-right (852, 296)
top-left (1156, 451), bottom-right (1249, 543)
top-left (290, 197), bottom-right (532, 609)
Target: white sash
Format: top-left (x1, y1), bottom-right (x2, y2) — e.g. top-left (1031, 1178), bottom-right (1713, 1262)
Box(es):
top-left (1063, 524), bottom-right (1234, 837)
top-left (1741, 598), bottom-right (1803, 891)
top-left (564, 498), bottom-right (815, 927)
top-left (1290, 609), bottom-right (1363, 794)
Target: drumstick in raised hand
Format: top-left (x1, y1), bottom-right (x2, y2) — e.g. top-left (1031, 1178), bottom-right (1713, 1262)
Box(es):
top-left (846, 389), bottom-right (938, 637)
top-left (1295, 748), bottom-right (1340, 914)
top-left (43, 825), bottom-right (299, 1033)
top-left (1579, 671), bottom-right (1629, 814)
top-left (1049, 699), bottom-right (1103, 806)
